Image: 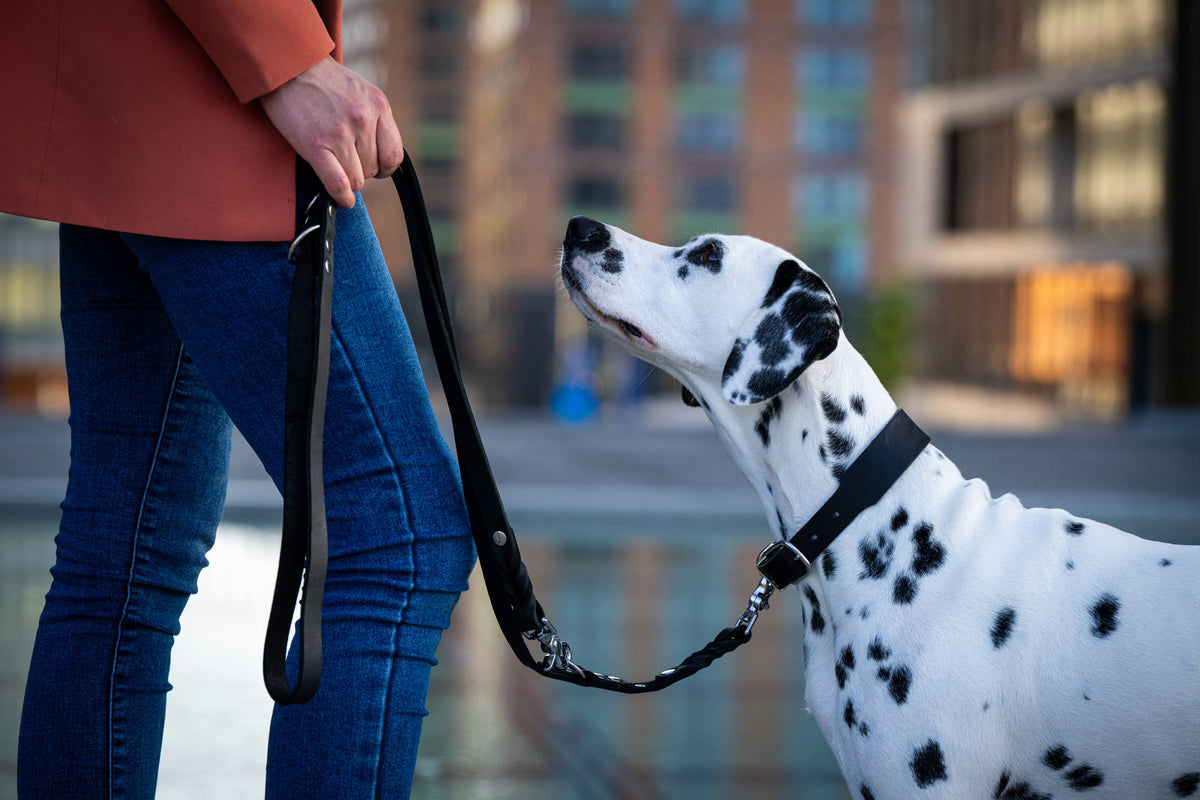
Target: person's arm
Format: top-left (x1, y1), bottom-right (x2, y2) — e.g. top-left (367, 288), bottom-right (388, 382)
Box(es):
top-left (164, 0), bottom-right (402, 208)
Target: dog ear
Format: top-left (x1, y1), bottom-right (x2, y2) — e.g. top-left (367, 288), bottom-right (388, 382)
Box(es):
top-left (721, 260), bottom-right (841, 405)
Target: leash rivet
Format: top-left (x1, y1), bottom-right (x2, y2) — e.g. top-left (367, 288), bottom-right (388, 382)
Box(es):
top-left (492, 530), bottom-right (507, 546)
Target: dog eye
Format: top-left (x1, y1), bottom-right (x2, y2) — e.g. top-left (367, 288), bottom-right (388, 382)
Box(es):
top-left (700, 244), bottom-right (720, 262)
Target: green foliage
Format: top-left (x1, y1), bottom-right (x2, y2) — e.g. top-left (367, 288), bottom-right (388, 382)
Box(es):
top-left (853, 280), bottom-right (915, 392)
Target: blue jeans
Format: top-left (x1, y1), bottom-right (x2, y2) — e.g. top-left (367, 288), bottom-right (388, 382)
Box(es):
top-left (18, 198), bottom-right (476, 799)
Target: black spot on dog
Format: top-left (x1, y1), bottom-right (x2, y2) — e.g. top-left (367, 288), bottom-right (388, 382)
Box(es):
top-left (827, 429), bottom-right (854, 459)
top-left (911, 740), bottom-right (948, 787)
top-left (755, 314), bottom-right (790, 366)
top-left (1065, 764), bottom-right (1103, 790)
top-left (867, 637), bottom-right (891, 661)
top-left (843, 699), bottom-right (857, 729)
top-left (821, 393), bottom-right (848, 424)
top-left (822, 550), bottom-right (837, 579)
top-left (723, 339), bottom-right (745, 383)
top-left (673, 248), bottom-right (684, 259)
top-left (835, 645), bottom-right (855, 688)
top-left (1161, 558), bottom-right (1173, 567)
top-left (850, 394), bottom-right (866, 415)
top-left (893, 573), bottom-right (916, 604)
top-left (804, 585), bottom-right (826, 634)
top-left (1173, 772), bottom-right (1200, 796)
top-left (911, 522), bottom-right (945, 576)
top-left (995, 773), bottom-right (1052, 800)
top-left (1065, 520), bottom-right (1085, 536)
top-left (600, 247), bottom-right (623, 273)
top-left (1090, 593), bottom-right (1120, 638)
top-left (686, 238), bottom-right (724, 273)
top-left (763, 259), bottom-right (802, 307)
top-left (782, 289), bottom-right (834, 337)
top-left (991, 607), bottom-right (1017, 648)
top-left (677, 265), bottom-right (689, 279)
top-left (1066, 560), bottom-right (1075, 570)
top-left (887, 665), bottom-right (911, 705)
top-left (891, 507), bottom-right (909, 530)
top-left (792, 264), bottom-right (837, 300)
top-left (746, 367), bottom-right (797, 401)
top-left (755, 396), bottom-right (783, 446)
top-left (858, 533), bottom-right (894, 580)
top-left (1044, 745), bottom-right (1072, 770)
top-left (860, 786), bottom-right (876, 800)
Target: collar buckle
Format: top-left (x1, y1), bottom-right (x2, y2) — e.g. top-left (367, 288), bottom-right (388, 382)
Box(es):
top-left (756, 540), bottom-right (811, 591)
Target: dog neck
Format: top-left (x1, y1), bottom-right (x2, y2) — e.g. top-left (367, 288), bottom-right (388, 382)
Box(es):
top-left (701, 335), bottom-right (899, 540)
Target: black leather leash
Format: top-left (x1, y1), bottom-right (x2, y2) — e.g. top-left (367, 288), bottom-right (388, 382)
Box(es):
top-left (263, 152), bottom-right (932, 701)
top-left (263, 165), bottom-right (335, 705)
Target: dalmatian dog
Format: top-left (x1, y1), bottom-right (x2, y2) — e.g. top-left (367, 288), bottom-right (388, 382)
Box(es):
top-left (559, 215), bottom-right (1200, 800)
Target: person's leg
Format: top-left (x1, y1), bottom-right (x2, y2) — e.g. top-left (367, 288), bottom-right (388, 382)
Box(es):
top-left (18, 226), bottom-right (232, 800)
top-left (121, 196), bottom-right (475, 798)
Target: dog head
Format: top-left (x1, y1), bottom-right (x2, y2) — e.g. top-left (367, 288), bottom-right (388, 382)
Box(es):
top-left (560, 216), bottom-right (842, 406)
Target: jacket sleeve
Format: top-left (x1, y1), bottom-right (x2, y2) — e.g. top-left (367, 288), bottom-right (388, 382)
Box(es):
top-left (164, 0), bottom-right (335, 103)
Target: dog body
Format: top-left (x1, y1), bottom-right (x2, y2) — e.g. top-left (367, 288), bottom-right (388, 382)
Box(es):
top-left (560, 217), bottom-right (1200, 799)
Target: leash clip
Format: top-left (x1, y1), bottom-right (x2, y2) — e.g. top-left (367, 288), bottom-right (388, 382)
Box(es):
top-left (735, 577), bottom-right (775, 635)
top-left (525, 617), bottom-right (585, 677)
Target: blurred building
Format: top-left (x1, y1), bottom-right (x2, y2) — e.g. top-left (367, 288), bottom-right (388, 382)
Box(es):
top-left (368, 0), bottom-right (905, 409)
top-left (900, 0), bottom-right (1186, 417)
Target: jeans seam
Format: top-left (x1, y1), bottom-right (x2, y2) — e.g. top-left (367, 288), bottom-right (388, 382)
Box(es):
top-left (329, 322), bottom-right (417, 796)
top-left (107, 342), bottom-right (186, 798)
top-left (329, 322), bottom-right (420, 536)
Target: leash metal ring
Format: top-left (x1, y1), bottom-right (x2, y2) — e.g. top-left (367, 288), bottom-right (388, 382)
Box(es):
top-left (288, 224), bottom-right (322, 264)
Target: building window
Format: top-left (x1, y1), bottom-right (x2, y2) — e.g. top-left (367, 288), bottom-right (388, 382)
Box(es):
top-left (1073, 80), bottom-right (1164, 234)
top-left (799, 110), bottom-right (865, 154)
top-left (567, 0), bottom-right (633, 18)
top-left (675, 113), bottom-right (740, 152)
top-left (567, 113), bottom-right (626, 149)
top-left (796, 173), bottom-right (868, 289)
top-left (675, 175), bottom-right (737, 239)
top-left (568, 177), bottom-right (625, 210)
top-left (567, 45), bottom-right (630, 113)
top-left (673, 0), bottom-right (744, 23)
top-left (679, 175), bottom-right (736, 213)
top-left (801, 49), bottom-right (869, 92)
top-left (571, 45), bottom-right (629, 82)
top-left (799, 0), bottom-right (870, 28)
top-left (677, 45), bottom-right (744, 88)
top-left (674, 45), bottom-right (742, 152)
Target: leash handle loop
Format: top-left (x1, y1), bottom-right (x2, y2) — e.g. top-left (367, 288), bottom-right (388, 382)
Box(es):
top-left (264, 168), bottom-right (335, 705)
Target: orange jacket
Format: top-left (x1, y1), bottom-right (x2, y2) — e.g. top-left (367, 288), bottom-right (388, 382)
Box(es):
top-left (1, 0), bottom-right (342, 241)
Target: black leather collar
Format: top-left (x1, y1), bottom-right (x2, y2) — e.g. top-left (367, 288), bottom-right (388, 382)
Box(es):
top-left (756, 409), bottom-right (930, 590)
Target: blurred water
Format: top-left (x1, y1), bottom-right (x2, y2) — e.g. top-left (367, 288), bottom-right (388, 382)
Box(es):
top-left (0, 511), bottom-right (849, 800)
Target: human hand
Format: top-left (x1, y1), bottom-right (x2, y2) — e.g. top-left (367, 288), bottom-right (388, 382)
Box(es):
top-left (259, 56), bottom-right (403, 208)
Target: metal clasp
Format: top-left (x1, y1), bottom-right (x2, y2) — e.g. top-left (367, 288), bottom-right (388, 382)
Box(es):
top-left (735, 577), bottom-right (775, 635)
top-left (755, 539), bottom-right (812, 591)
top-left (524, 617), bottom-right (585, 677)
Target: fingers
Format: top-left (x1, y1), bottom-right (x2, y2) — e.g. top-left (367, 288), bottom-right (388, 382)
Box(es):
top-left (307, 148), bottom-right (356, 209)
top-left (375, 112), bottom-right (404, 177)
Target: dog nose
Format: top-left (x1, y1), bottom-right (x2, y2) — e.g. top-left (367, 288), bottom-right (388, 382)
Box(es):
top-left (565, 216), bottom-right (606, 246)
